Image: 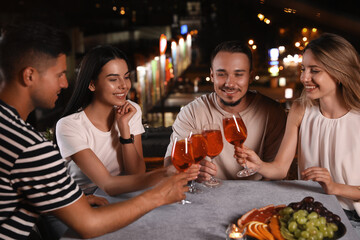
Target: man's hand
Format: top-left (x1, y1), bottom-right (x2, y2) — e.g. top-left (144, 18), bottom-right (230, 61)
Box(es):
top-left (85, 194), bottom-right (109, 206)
top-left (197, 159), bottom-right (217, 182)
top-left (151, 172), bottom-right (191, 205)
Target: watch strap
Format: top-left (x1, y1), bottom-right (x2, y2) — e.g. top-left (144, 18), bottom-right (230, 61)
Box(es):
top-left (119, 134), bottom-right (134, 144)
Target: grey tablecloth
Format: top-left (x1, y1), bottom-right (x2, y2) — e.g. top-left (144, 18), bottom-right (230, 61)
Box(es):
top-left (61, 180), bottom-right (359, 239)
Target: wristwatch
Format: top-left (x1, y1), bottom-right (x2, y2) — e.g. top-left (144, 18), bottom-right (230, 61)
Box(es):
top-left (119, 134), bottom-right (134, 144)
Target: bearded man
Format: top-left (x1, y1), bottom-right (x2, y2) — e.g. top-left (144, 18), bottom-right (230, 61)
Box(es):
top-left (164, 40), bottom-right (287, 181)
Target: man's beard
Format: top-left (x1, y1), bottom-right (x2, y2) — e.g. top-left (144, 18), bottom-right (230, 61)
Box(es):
top-left (220, 96), bottom-right (243, 107)
top-left (218, 87), bottom-right (246, 107)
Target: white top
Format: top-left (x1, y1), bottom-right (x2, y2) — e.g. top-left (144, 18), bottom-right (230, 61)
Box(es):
top-left (164, 91), bottom-right (287, 180)
top-left (56, 100), bottom-right (145, 194)
top-left (298, 105), bottom-right (360, 215)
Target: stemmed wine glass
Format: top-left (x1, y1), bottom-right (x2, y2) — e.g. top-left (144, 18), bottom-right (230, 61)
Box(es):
top-left (202, 123), bottom-right (223, 187)
top-left (171, 137), bottom-right (195, 204)
top-left (223, 113), bottom-right (255, 177)
top-left (188, 129), bottom-right (208, 193)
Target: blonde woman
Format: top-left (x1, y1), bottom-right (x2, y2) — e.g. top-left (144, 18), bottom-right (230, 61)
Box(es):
top-left (236, 33), bottom-right (360, 235)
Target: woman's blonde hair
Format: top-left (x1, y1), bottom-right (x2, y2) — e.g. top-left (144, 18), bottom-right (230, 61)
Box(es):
top-left (299, 33), bottom-right (360, 111)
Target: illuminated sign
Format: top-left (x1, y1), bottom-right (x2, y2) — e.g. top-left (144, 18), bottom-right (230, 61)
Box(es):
top-left (181, 25), bottom-right (188, 35)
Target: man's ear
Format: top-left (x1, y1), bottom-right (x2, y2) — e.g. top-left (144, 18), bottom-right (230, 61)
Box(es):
top-left (210, 68), bottom-right (214, 83)
top-left (22, 67), bottom-right (35, 86)
top-left (88, 81), bottom-right (96, 91)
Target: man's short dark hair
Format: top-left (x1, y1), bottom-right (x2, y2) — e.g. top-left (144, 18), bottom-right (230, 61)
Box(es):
top-left (210, 40), bottom-right (253, 71)
top-left (0, 22), bottom-right (71, 82)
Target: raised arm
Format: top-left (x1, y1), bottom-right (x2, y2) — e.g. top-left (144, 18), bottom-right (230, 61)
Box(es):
top-left (71, 149), bottom-right (191, 196)
top-left (115, 101), bottom-right (145, 174)
top-left (52, 173), bottom-right (190, 239)
top-left (236, 101), bottom-right (304, 179)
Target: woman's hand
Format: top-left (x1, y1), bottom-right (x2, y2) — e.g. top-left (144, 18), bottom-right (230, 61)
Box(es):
top-left (234, 145), bottom-right (262, 172)
top-left (165, 164), bottom-right (200, 181)
top-left (301, 167), bottom-right (337, 195)
top-left (115, 101), bottom-right (137, 133)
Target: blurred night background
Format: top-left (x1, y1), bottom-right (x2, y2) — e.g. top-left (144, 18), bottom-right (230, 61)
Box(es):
top-left (1, 0), bottom-right (360, 130)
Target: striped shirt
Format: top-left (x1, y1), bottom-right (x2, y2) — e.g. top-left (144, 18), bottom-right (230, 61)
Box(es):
top-left (0, 100), bottom-right (83, 240)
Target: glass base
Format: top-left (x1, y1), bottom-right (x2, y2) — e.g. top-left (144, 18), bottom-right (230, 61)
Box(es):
top-left (179, 199), bottom-right (191, 204)
top-left (204, 177), bottom-right (222, 188)
top-left (236, 168), bottom-right (256, 178)
top-left (189, 180), bottom-right (203, 194)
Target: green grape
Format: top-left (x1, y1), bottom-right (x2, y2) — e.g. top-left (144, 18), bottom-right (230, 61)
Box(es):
top-left (283, 214), bottom-right (291, 222)
top-left (288, 221), bottom-right (297, 232)
top-left (322, 229), bottom-right (329, 238)
top-left (287, 216), bottom-right (295, 224)
top-left (316, 231), bottom-right (324, 240)
top-left (314, 219), bottom-right (320, 227)
top-left (301, 230), bottom-right (310, 238)
top-left (308, 227), bottom-right (318, 236)
top-left (299, 210), bottom-right (308, 217)
top-left (328, 222), bottom-right (338, 232)
top-left (308, 219), bottom-right (318, 231)
top-left (279, 208), bottom-right (286, 216)
top-left (318, 217), bottom-right (326, 226)
top-left (294, 228), bottom-right (302, 238)
top-left (318, 225), bottom-right (327, 234)
top-left (328, 229), bottom-right (334, 238)
top-left (306, 220), bottom-right (315, 229)
top-left (297, 216), bottom-right (307, 225)
top-left (283, 206), bottom-right (294, 215)
top-left (284, 201), bottom-right (339, 240)
top-left (308, 211), bottom-right (319, 219)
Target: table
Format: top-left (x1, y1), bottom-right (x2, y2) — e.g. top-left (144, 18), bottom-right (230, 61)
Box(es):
top-left (61, 180), bottom-right (359, 239)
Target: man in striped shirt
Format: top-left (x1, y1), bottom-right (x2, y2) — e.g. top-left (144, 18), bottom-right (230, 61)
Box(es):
top-left (0, 22), bottom-right (193, 239)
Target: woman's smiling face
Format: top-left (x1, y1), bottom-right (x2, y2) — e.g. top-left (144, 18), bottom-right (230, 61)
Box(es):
top-left (300, 49), bottom-right (338, 101)
top-left (90, 58), bottom-right (131, 107)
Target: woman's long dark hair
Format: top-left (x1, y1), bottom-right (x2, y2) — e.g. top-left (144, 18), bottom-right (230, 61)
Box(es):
top-left (61, 45), bottom-right (130, 119)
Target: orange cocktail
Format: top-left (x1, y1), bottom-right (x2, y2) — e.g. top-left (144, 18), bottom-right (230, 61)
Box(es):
top-left (171, 138), bottom-right (194, 172)
top-left (189, 134), bottom-right (208, 164)
top-left (202, 129), bottom-right (223, 158)
top-left (223, 116), bottom-right (247, 147)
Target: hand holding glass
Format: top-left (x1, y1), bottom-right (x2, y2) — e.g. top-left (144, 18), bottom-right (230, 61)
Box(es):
top-left (171, 137), bottom-right (195, 204)
top-left (202, 123), bottom-right (223, 187)
top-left (188, 130), bottom-right (208, 193)
top-left (223, 113), bottom-right (255, 177)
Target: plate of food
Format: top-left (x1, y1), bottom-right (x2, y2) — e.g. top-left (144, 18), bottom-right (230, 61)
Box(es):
top-left (227, 196), bottom-right (346, 240)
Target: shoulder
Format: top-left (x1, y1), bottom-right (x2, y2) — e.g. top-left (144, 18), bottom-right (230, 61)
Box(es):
top-left (56, 112), bottom-right (85, 131)
top-left (127, 100), bottom-right (142, 111)
top-left (254, 92), bottom-right (283, 109)
top-left (288, 100), bottom-right (306, 127)
top-left (250, 92), bottom-right (286, 120)
top-left (58, 111), bottom-right (83, 124)
top-left (182, 93), bottom-right (214, 111)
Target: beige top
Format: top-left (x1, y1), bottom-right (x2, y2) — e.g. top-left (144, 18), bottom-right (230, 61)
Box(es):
top-left (298, 105), bottom-right (360, 215)
top-left (164, 91), bottom-right (287, 180)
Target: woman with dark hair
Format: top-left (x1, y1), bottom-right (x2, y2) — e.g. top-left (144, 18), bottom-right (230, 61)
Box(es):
top-left (56, 45), bottom-right (147, 196)
top-left (235, 33), bottom-right (360, 235)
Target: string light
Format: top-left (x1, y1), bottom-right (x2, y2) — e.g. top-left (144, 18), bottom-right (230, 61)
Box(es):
top-left (120, 7), bottom-right (125, 15)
